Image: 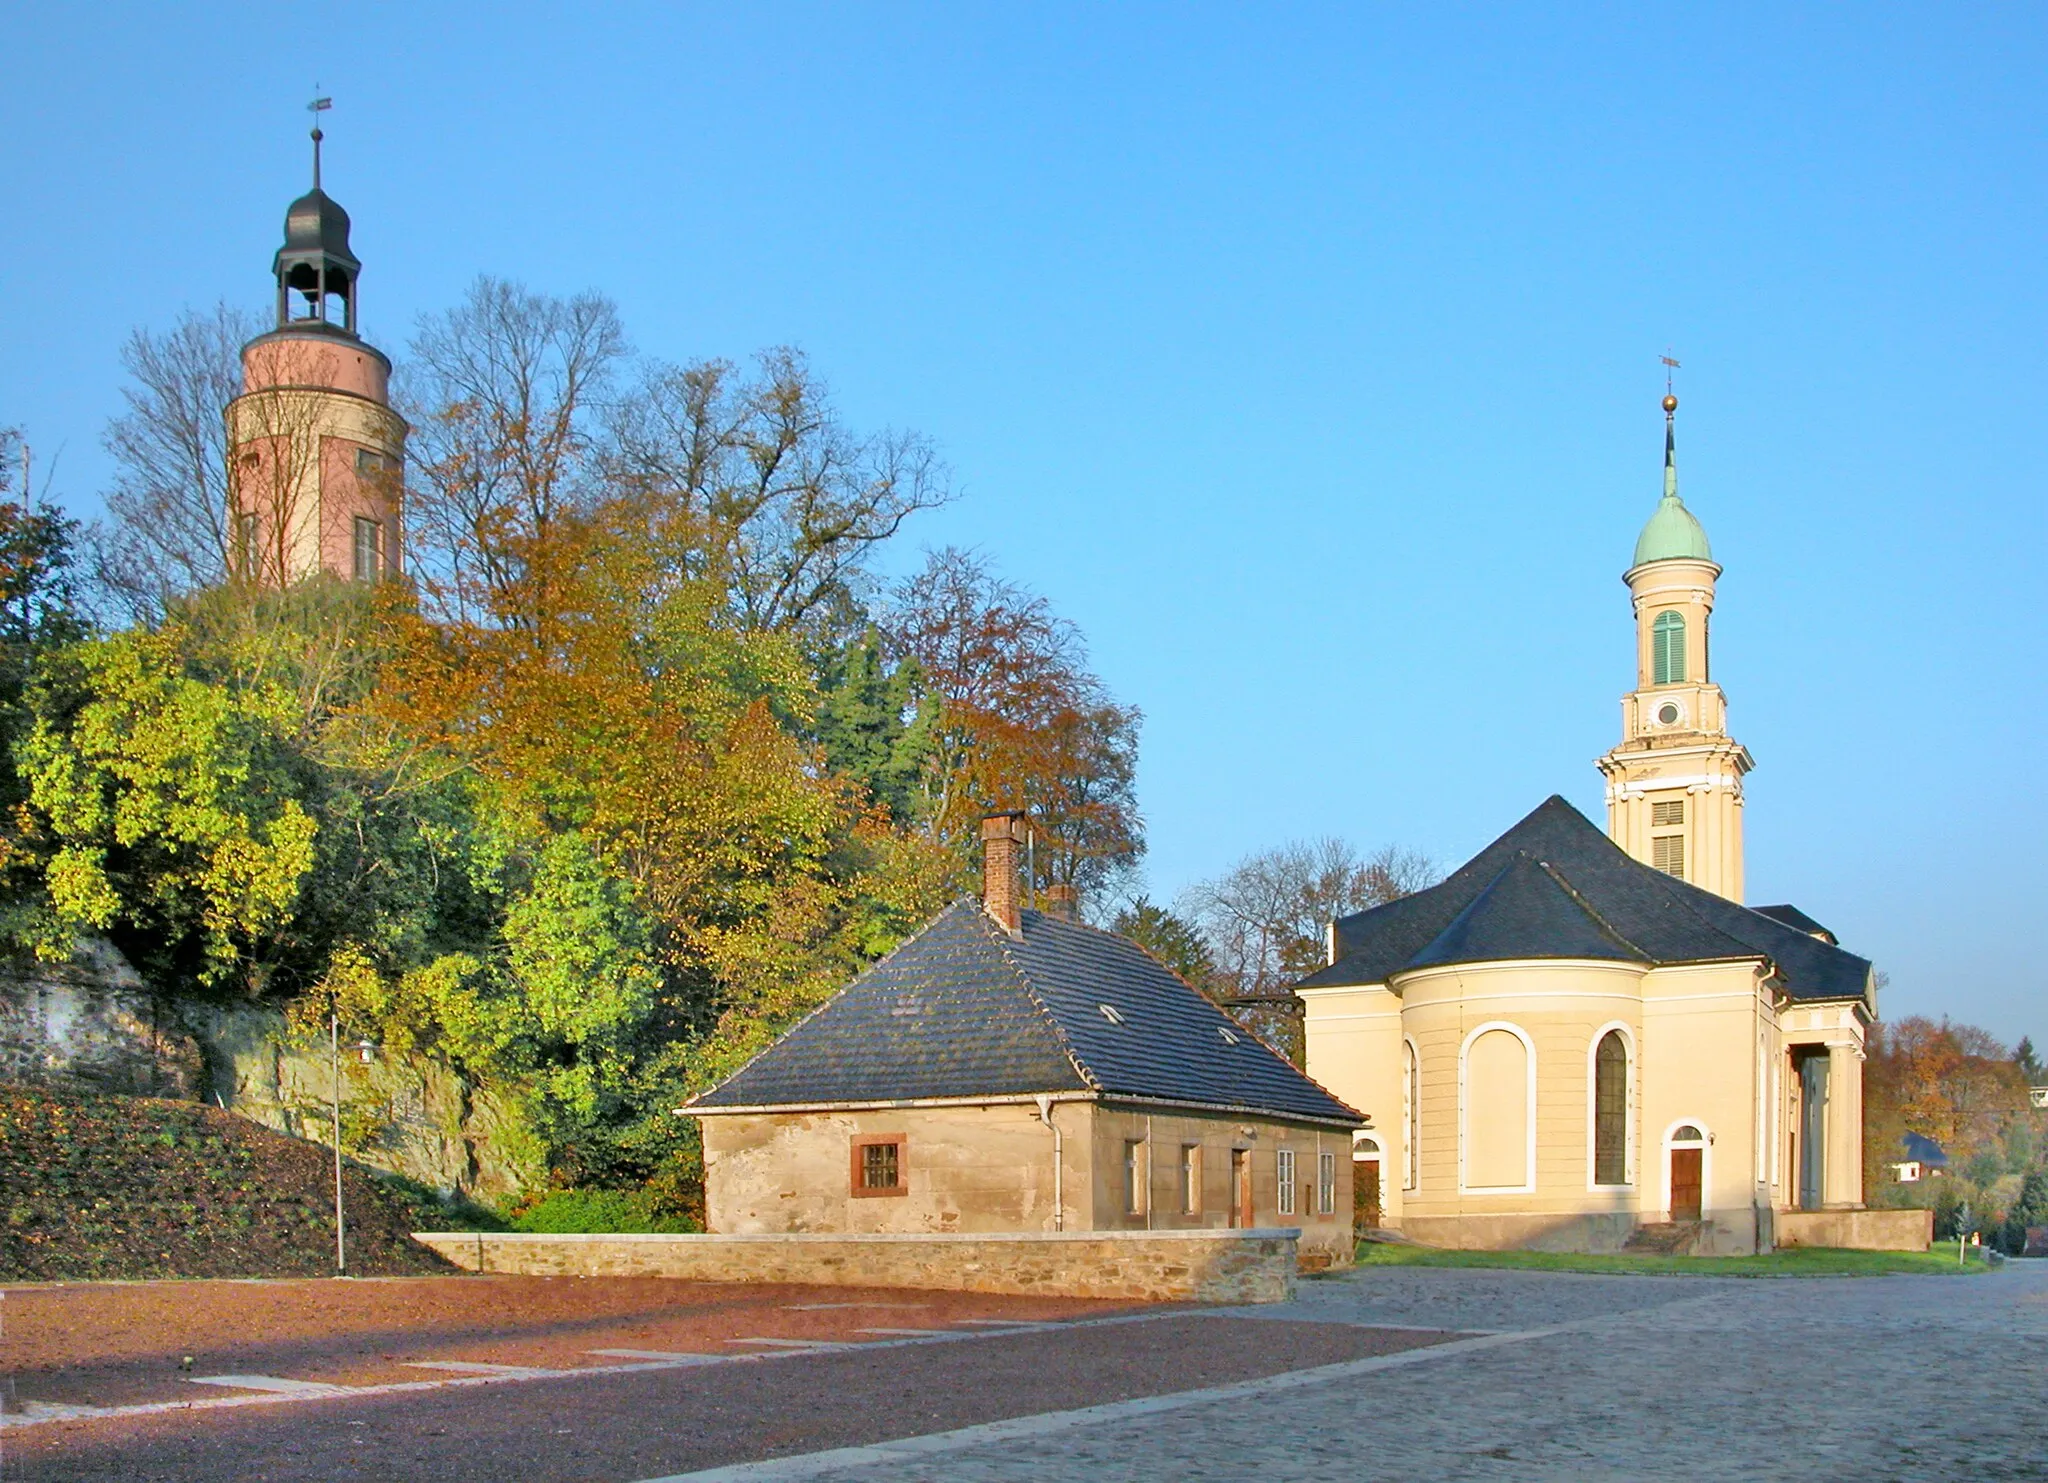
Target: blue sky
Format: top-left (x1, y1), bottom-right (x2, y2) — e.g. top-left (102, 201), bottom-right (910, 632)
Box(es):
top-left (3, 5), bottom-right (2043, 1043)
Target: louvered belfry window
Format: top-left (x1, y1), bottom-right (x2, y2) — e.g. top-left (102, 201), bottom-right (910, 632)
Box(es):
top-left (1652, 610), bottom-right (1687, 685)
top-left (1652, 834), bottom-right (1685, 879)
top-left (1651, 799), bottom-right (1685, 827)
top-left (1594, 1031), bottom-right (1628, 1185)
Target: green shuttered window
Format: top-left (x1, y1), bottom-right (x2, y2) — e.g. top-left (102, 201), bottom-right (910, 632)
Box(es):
top-left (1652, 610), bottom-right (1686, 685)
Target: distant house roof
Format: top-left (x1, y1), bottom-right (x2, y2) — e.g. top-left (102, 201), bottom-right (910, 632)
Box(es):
top-left (1750, 904), bottom-right (1837, 944)
top-left (1296, 796), bottom-right (1873, 1004)
top-left (689, 899), bottom-right (1361, 1128)
top-left (1900, 1132), bottom-right (1948, 1167)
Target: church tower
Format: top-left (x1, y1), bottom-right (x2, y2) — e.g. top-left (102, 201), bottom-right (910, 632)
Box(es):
top-left (1596, 394), bottom-right (1753, 901)
top-left (225, 109), bottom-right (406, 587)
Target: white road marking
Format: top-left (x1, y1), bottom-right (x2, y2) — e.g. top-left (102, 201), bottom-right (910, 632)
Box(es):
top-left (723, 1337), bottom-right (856, 1351)
top-left (588, 1350), bottom-right (726, 1364)
top-left (186, 1375), bottom-right (356, 1395)
top-left (852, 1328), bottom-right (949, 1337)
top-left (947, 1318), bottom-right (1046, 1328)
top-left (782, 1302), bottom-right (929, 1311)
top-left (402, 1360), bottom-right (563, 1377)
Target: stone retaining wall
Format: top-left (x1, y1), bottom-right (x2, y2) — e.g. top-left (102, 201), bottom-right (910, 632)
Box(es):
top-left (1775, 1207), bottom-right (1932, 1252)
top-left (412, 1228), bottom-right (1301, 1303)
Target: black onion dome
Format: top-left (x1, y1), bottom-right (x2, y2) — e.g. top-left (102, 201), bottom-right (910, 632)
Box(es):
top-left (280, 187), bottom-right (358, 268)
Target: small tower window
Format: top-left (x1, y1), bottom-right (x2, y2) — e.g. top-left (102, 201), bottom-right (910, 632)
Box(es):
top-left (352, 517), bottom-right (383, 582)
top-left (1652, 611), bottom-right (1687, 685)
top-left (1651, 799), bottom-right (1685, 827)
top-left (1652, 834), bottom-right (1686, 879)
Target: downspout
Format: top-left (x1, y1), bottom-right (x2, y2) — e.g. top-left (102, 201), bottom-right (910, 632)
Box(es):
top-left (1034, 1094), bottom-right (1064, 1232)
top-left (1145, 1115), bottom-right (1154, 1231)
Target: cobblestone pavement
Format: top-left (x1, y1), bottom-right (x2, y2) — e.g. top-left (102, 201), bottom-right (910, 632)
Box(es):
top-left (742, 1264), bottom-right (2048, 1483)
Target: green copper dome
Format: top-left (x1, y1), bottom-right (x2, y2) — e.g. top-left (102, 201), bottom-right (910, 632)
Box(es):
top-left (1632, 405), bottom-right (1712, 566)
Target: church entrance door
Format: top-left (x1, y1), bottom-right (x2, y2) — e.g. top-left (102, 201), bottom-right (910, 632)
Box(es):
top-left (1670, 1147), bottom-right (1703, 1222)
top-left (1356, 1159), bottom-right (1382, 1231)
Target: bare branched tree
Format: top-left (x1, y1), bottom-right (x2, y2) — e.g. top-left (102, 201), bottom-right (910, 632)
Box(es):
top-left (402, 277), bottom-right (626, 624)
top-left (1184, 839), bottom-right (1437, 996)
top-left (92, 303), bottom-right (258, 619)
top-left (609, 347), bottom-right (950, 634)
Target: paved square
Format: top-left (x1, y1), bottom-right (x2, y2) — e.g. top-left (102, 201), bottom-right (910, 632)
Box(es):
top-left (3, 1264), bottom-right (2041, 1481)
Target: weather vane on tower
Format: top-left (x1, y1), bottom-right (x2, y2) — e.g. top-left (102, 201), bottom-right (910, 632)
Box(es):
top-left (1661, 350), bottom-right (1681, 415)
top-left (308, 91), bottom-right (332, 189)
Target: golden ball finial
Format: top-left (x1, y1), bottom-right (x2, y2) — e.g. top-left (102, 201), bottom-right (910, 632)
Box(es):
top-left (1662, 393), bottom-right (1678, 414)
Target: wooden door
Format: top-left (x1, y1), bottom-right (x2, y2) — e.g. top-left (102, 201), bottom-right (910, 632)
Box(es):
top-left (1670, 1147), bottom-right (1703, 1222)
top-left (1356, 1161), bottom-right (1382, 1231)
top-left (1230, 1150), bottom-right (1252, 1228)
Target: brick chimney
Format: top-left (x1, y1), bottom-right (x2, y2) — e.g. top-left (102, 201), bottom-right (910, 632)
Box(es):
top-left (980, 812), bottom-right (1027, 935)
top-left (1042, 883), bottom-right (1078, 922)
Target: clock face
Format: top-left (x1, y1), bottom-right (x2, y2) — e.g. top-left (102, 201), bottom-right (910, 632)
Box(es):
top-left (1657, 702), bottom-right (1682, 726)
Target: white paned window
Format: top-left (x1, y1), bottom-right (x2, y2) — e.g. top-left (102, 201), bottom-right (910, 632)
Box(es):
top-left (1318, 1152), bottom-right (1336, 1215)
top-left (1277, 1148), bottom-right (1297, 1215)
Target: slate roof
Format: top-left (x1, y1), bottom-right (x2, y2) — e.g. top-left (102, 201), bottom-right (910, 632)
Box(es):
top-left (1750, 904), bottom-right (1837, 944)
top-left (1296, 796), bottom-right (1873, 1004)
top-left (689, 899), bottom-right (1361, 1127)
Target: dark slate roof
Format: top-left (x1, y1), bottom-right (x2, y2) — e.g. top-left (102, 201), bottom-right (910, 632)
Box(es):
top-left (1750, 904), bottom-right (1837, 944)
top-left (1296, 796), bottom-right (1872, 1004)
top-left (1408, 855), bottom-right (1648, 971)
top-left (691, 900), bottom-right (1360, 1126)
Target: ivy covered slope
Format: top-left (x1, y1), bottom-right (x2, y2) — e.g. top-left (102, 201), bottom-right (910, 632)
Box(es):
top-left (0, 1083), bottom-right (450, 1280)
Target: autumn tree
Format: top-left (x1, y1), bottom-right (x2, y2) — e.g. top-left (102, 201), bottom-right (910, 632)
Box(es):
top-left (1863, 1016), bottom-right (2032, 1195)
top-left (1185, 839), bottom-right (1437, 996)
top-left (884, 547), bottom-right (1142, 900)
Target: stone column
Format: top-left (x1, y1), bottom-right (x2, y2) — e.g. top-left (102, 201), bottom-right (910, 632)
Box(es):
top-left (1826, 1043), bottom-right (1862, 1208)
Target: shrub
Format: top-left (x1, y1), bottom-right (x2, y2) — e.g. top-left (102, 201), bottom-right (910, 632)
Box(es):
top-left (509, 1188), bottom-right (700, 1234)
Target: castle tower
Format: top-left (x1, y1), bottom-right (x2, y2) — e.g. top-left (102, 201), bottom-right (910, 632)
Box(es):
top-left (225, 111), bottom-right (406, 586)
top-left (1596, 394), bottom-right (1753, 900)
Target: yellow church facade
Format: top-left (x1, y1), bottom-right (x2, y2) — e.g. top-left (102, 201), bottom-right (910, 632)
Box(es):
top-left (1298, 398), bottom-right (1923, 1255)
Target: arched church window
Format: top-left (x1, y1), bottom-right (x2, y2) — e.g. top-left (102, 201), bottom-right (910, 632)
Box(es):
top-left (1594, 1031), bottom-right (1628, 1185)
top-left (1652, 611), bottom-right (1687, 685)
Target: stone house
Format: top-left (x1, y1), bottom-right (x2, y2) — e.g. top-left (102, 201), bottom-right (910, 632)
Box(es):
top-left (686, 816), bottom-right (1365, 1269)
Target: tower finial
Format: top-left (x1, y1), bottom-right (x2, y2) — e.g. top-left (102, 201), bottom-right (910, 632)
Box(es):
top-left (1659, 352), bottom-right (1681, 500)
top-left (308, 92), bottom-right (331, 191)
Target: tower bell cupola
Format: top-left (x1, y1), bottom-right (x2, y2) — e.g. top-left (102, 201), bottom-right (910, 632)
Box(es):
top-left (273, 114), bottom-right (362, 333)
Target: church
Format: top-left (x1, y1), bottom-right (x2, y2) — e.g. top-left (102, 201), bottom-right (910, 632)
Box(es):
top-left (1298, 396), bottom-right (1924, 1255)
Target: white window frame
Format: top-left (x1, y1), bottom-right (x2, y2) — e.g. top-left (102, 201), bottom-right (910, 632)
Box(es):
top-left (1402, 1037), bottom-right (1420, 1192)
top-left (1317, 1151), bottom-right (1336, 1215)
top-left (1277, 1147), bottom-right (1297, 1215)
top-left (1585, 1021), bottom-right (1636, 1191)
top-left (1181, 1143), bottom-right (1201, 1215)
top-left (1123, 1138), bottom-right (1146, 1216)
top-left (1458, 1020), bottom-right (1538, 1195)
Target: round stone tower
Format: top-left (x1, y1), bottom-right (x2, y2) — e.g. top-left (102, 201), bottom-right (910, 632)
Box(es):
top-left (225, 117), bottom-right (406, 586)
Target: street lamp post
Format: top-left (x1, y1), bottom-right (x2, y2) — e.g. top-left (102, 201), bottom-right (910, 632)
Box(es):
top-left (330, 1017), bottom-right (377, 1275)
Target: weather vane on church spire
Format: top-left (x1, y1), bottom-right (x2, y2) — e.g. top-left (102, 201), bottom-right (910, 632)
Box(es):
top-left (1661, 350), bottom-right (1681, 415)
top-left (308, 91), bottom-right (331, 190)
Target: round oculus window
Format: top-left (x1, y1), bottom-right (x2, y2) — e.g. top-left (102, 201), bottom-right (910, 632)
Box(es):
top-left (1656, 702), bottom-right (1682, 725)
